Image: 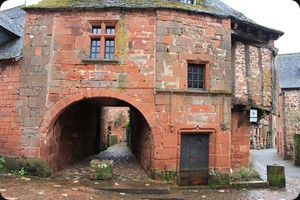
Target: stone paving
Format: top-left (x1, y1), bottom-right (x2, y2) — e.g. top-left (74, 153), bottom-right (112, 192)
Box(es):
top-left (1, 145), bottom-right (300, 199)
top-left (183, 148), bottom-right (300, 200)
top-left (55, 142), bottom-right (152, 182)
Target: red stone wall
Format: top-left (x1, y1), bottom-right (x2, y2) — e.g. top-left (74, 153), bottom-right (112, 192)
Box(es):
top-left (231, 110), bottom-right (251, 168)
top-left (277, 89), bottom-right (300, 160)
top-left (233, 42), bottom-right (273, 107)
top-left (250, 46), bottom-right (261, 103)
top-left (0, 6), bottom-right (275, 178)
top-left (130, 108), bottom-right (153, 172)
top-left (105, 107), bottom-right (129, 143)
top-left (234, 42), bottom-right (247, 102)
top-left (232, 41), bottom-right (275, 168)
top-left (156, 10), bottom-right (231, 91)
top-left (154, 10), bottom-right (232, 172)
top-left (0, 60), bottom-right (21, 156)
top-left (48, 101), bottom-right (100, 171)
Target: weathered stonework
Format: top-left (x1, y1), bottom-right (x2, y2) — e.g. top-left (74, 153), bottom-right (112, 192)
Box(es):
top-left (0, 1), bottom-right (281, 184)
top-left (231, 41), bottom-right (275, 167)
top-left (0, 60), bottom-right (22, 156)
top-left (277, 90), bottom-right (300, 160)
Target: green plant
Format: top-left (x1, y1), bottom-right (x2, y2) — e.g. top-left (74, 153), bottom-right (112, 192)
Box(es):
top-left (208, 170), bottom-right (230, 186)
top-left (230, 165), bottom-right (260, 182)
top-left (165, 171), bottom-right (174, 183)
top-left (0, 157), bottom-right (5, 172)
top-left (113, 112), bottom-right (127, 127)
top-left (11, 167), bottom-right (28, 176)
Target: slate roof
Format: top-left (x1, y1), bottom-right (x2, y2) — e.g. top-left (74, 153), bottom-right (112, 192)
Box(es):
top-left (25, 0), bottom-right (283, 35)
top-left (0, 7), bottom-right (26, 60)
top-left (276, 53), bottom-right (300, 89)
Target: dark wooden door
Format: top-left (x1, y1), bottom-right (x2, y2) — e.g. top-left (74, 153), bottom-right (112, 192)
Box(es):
top-left (179, 134), bottom-right (209, 186)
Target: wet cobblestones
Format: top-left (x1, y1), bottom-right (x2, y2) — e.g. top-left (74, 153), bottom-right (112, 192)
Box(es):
top-left (182, 177), bottom-right (300, 200)
top-left (55, 143), bottom-right (152, 182)
top-left (1, 146), bottom-right (299, 199)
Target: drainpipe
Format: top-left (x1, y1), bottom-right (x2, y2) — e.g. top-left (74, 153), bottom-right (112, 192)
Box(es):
top-left (282, 90), bottom-right (287, 160)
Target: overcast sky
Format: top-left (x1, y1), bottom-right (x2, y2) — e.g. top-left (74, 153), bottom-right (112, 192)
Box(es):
top-left (1, 0), bottom-right (300, 54)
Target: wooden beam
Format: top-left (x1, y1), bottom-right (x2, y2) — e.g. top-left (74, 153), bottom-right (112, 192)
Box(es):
top-left (245, 44), bottom-right (253, 102)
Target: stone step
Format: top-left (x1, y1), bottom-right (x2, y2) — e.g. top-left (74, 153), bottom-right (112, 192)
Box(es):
top-left (230, 180), bottom-right (269, 189)
top-left (94, 182), bottom-right (171, 194)
top-left (140, 186), bottom-right (184, 200)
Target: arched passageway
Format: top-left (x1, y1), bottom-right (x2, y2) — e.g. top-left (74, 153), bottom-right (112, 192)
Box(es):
top-left (42, 96), bottom-right (154, 177)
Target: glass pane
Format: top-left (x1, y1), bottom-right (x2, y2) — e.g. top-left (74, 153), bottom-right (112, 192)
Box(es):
top-left (193, 74), bottom-right (198, 81)
top-left (106, 26), bottom-right (115, 34)
top-left (199, 82), bottom-right (204, 89)
top-left (92, 27), bottom-right (101, 34)
top-left (193, 82), bottom-right (197, 88)
top-left (199, 67), bottom-right (204, 73)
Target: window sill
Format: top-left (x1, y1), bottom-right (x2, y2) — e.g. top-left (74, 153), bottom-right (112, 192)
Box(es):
top-left (81, 59), bottom-right (120, 64)
top-left (156, 89), bottom-right (232, 95)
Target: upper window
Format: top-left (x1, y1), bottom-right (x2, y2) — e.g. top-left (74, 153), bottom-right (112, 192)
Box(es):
top-left (188, 64), bottom-right (205, 90)
top-left (90, 23), bottom-right (116, 59)
top-left (181, 0), bottom-right (194, 4)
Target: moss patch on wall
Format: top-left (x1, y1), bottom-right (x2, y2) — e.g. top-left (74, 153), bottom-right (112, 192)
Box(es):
top-left (3, 157), bottom-right (51, 177)
top-left (26, 0), bottom-right (208, 11)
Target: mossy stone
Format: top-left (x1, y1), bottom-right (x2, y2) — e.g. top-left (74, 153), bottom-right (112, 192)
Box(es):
top-left (3, 157), bottom-right (51, 177)
top-left (109, 134), bottom-right (118, 146)
top-left (90, 159), bottom-right (113, 180)
top-left (267, 165), bottom-right (286, 188)
top-left (294, 134), bottom-right (300, 166)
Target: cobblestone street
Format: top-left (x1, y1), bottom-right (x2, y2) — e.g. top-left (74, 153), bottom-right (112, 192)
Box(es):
top-left (1, 145), bottom-right (300, 200)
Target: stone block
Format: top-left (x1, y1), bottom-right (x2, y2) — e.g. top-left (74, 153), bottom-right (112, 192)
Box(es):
top-left (90, 159), bottom-right (113, 180)
top-left (267, 165), bottom-right (286, 188)
top-left (294, 134), bottom-right (300, 166)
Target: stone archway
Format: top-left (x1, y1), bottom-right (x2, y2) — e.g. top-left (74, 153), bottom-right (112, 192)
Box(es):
top-left (37, 89), bottom-right (161, 174)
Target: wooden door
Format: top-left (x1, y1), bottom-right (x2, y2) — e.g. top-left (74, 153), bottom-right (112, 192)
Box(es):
top-left (179, 134), bottom-right (209, 186)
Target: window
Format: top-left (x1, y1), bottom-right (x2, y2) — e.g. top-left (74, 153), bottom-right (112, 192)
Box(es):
top-left (90, 23), bottom-right (116, 59)
top-left (105, 39), bottom-right (115, 59)
top-left (182, 0), bottom-right (194, 4)
top-left (188, 64), bottom-right (205, 90)
top-left (91, 39), bottom-right (100, 59)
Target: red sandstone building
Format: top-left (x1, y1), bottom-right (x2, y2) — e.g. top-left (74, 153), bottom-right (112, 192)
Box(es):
top-left (276, 53), bottom-right (300, 164)
top-left (0, 0), bottom-right (283, 185)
